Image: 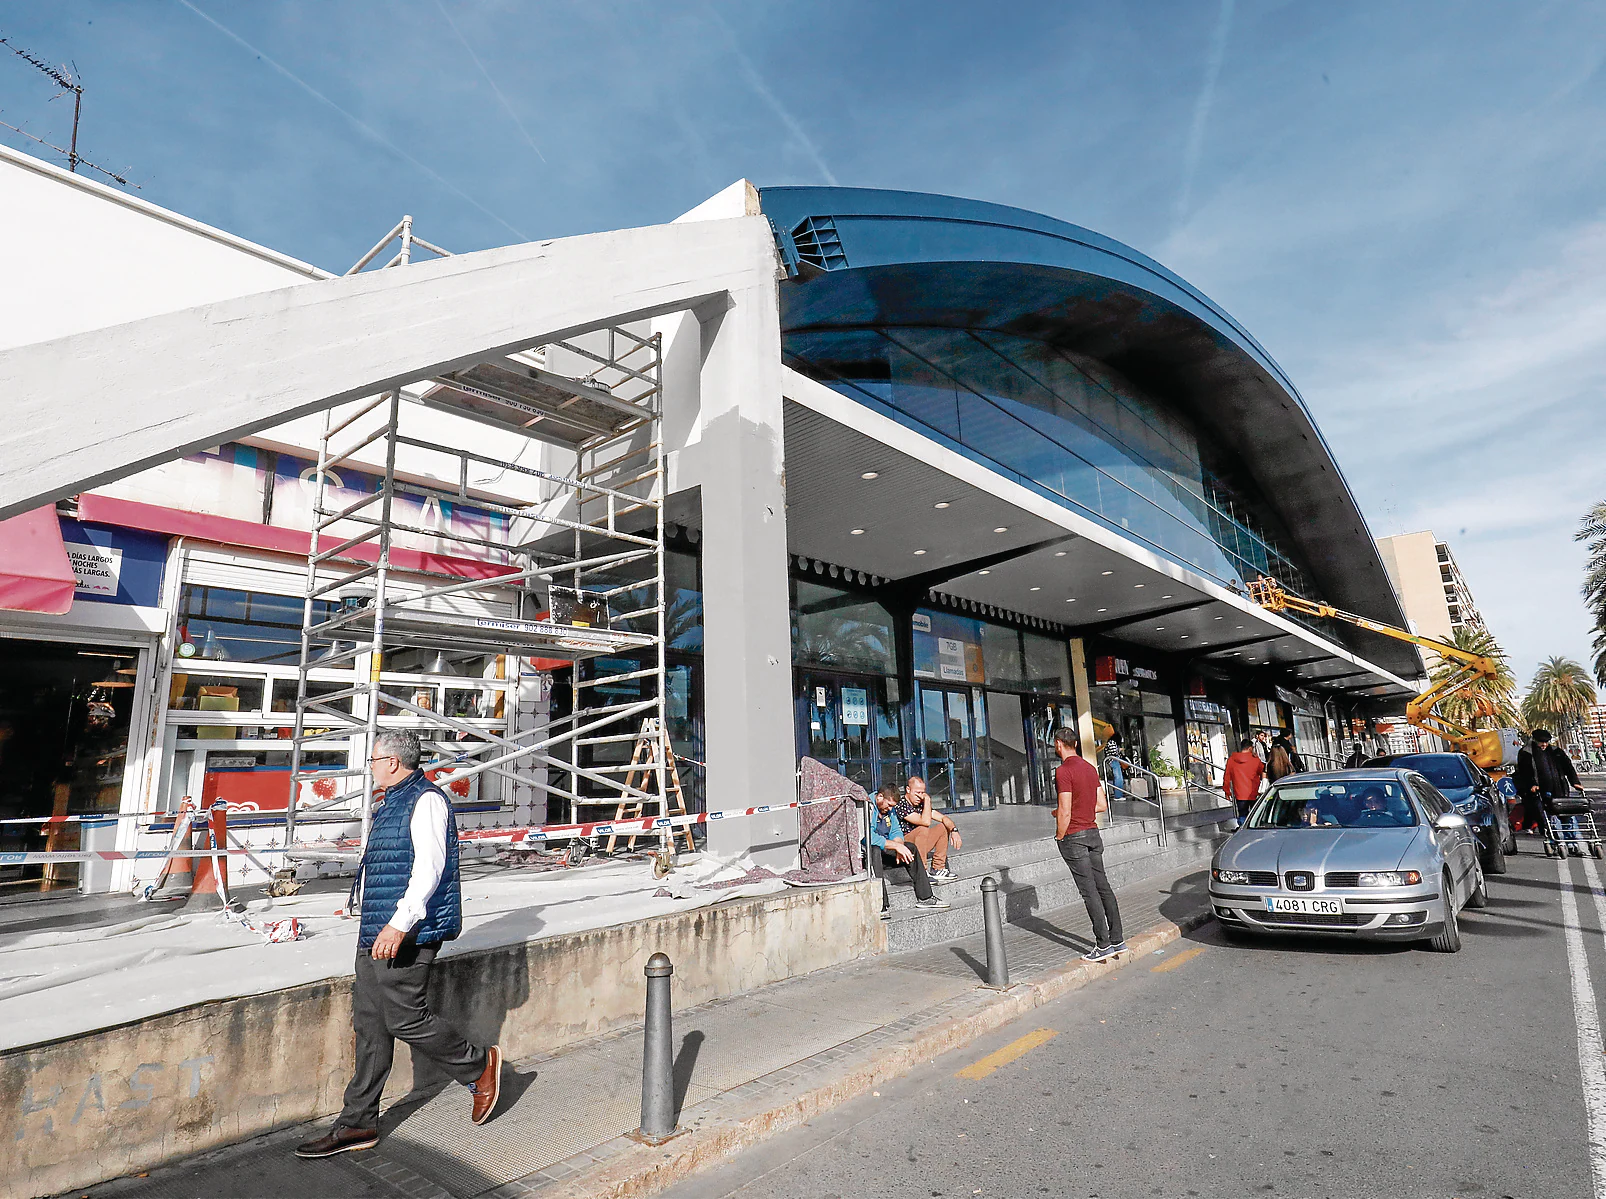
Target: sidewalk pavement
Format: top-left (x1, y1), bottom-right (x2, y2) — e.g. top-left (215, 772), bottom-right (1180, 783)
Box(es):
top-left (78, 862), bottom-right (1214, 1199)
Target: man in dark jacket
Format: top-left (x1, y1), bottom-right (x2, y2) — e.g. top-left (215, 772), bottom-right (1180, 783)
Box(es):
top-left (295, 730), bottom-right (501, 1158)
top-left (1514, 729), bottom-right (1583, 849)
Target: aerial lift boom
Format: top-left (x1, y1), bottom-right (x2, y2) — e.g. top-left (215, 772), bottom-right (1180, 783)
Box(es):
top-left (1247, 577), bottom-right (1519, 770)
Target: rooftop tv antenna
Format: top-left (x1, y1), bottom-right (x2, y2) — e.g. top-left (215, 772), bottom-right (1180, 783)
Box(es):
top-left (0, 35), bottom-right (135, 187)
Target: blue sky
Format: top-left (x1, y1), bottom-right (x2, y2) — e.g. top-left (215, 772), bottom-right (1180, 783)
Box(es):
top-left (3, 0), bottom-right (1603, 686)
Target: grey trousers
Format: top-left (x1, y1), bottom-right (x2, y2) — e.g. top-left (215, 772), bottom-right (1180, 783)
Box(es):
top-left (340, 942), bottom-right (487, 1130)
top-left (1057, 829), bottom-right (1124, 948)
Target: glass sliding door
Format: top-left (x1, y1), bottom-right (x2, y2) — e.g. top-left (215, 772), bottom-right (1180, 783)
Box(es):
top-left (914, 683), bottom-right (994, 812)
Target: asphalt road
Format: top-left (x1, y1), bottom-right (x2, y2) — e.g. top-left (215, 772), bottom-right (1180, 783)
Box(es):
top-left (663, 836), bottom-right (1605, 1199)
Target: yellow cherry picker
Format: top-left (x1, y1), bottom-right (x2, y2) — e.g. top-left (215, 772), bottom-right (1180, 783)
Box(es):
top-left (1247, 577), bottom-right (1521, 771)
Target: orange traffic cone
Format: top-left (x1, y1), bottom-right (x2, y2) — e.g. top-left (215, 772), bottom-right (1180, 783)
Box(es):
top-left (183, 802), bottom-right (229, 912)
top-left (151, 802), bottom-right (196, 900)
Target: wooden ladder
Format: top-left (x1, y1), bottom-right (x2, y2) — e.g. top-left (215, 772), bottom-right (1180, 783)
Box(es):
top-left (606, 717), bottom-right (695, 854)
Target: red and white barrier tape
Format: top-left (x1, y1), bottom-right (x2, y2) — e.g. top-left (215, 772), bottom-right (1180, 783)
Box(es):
top-left (0, 793), bottom-right (863, 865)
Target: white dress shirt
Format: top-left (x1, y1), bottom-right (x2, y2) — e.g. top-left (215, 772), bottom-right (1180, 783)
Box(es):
top-left (386, 788), bottom-right (450, 933)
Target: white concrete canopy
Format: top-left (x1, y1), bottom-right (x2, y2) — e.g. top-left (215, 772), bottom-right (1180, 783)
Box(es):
top-left (0, 216), bottom-right (779, 519)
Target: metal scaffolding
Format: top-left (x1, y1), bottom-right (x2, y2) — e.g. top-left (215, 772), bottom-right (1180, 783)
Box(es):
top-left (282, 218), bottom-right (669, 866)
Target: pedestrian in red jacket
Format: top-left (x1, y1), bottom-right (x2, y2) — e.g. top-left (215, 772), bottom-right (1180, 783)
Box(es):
top-left (1223, 739), bottom-right (1266, 825)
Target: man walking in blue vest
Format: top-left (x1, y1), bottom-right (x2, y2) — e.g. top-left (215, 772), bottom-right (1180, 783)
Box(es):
top-left (296, 730), bottom-right (500, 1158)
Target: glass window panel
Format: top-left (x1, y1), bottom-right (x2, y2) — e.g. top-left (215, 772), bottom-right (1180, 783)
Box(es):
top-left (979, 623), bottom-right (1025, 690)
top-left (791, 579), bottom-right (897, 675)
top-left (947, 690), bottom-right (971, 739)
top-left (920, 688), bottom-right (947, 760)
top-left (168, 673), bottom-right (266, 713)
top-left (1021, 633), bottom-right (1071, 695)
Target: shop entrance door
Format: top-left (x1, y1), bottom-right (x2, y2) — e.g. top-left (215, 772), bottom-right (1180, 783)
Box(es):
top-left (1024, 696), bottom-right (1078, 805)
top-left (0, 639), bottom-right (139, 897)
top-left (795, 673), bottom-right (900, 795)
top-left (916, 684), bottom-right (992, 811)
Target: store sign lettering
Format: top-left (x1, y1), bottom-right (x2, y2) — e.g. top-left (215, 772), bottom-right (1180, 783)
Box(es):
top-left (1131, 666), bottom-right (1159, 681)
top-left (66, 543), bottom-right (122, 597)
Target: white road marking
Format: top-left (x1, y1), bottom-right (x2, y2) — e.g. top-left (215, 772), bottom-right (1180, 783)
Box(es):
top-left (1559, 854), bottom-right (1606, 1197)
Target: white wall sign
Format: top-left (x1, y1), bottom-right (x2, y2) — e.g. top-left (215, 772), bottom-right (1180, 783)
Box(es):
top-left (841, 686), bottom-right (869, 726)
top-left (66, 542), bottom-right (122, 596)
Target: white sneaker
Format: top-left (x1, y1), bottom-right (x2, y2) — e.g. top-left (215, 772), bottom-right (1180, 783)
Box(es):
top-left (928, 867), bottom-right (958, 883)
top-left (916, 896), bottom-right (950, 910)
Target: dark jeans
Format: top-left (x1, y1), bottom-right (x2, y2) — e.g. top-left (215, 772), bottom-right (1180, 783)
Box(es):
top-left (339, 942), bottom-right (486, 1130)
top-left (1057, 829), bottom-right (1124, 947)
top-left (1235, 800), bottom-right (1255, 824)
top-left (873, 844), bottom-right (934, 907)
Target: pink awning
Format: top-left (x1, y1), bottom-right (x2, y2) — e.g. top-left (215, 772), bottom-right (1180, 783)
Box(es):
top-left (0, 507), bottom-right (76, 615)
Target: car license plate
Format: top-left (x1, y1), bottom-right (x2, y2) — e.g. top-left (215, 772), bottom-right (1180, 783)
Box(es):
top-left (1264, 896), bottom-right (1343, 915)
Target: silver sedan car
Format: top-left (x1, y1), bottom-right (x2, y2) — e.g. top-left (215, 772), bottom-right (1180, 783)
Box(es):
top-left (1209, 769), bottom-right (1485, 952)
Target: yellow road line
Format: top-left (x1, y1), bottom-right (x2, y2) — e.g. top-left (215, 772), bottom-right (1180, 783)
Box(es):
top-left (1151, 945), bottom-right (1206, 973)
top-left (954, 1027), bottom-right (1057, 1080)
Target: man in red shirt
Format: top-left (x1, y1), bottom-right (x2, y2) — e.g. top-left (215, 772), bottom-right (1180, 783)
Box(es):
top-left (1053, 727), bottom-right (1126, 962)
top-left (1222, 738), bottom-right (1267, 826)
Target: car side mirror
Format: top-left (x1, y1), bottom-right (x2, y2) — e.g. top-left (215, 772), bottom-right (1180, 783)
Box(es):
top-left (1435, 813), bottom-right (1468, 830)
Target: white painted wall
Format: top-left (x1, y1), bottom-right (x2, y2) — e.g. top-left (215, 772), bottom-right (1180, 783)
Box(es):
top-left (0, 144), bottom-right (328, 352)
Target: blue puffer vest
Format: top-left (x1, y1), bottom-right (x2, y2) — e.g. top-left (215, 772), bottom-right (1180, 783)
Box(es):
top-left (357, 769), bottom-right (462, 949)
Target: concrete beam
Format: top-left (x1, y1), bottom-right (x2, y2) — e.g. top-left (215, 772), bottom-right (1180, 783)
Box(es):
top-left (0, 217), bottom-right (779, 519)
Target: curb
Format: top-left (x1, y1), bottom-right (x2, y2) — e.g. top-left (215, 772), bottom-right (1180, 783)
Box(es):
top-left (543, 907), bottom-right (1214, 1199)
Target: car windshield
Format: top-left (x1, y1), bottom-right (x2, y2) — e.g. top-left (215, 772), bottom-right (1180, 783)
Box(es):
top-left (1386, 755), bottom-right (1472, 789)
top-left (1249, 781), bottom-right (1418, 829)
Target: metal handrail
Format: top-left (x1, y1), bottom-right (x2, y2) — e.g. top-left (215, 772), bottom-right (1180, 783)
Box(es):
top-left (1101, 756), bottom-right (1166, 847)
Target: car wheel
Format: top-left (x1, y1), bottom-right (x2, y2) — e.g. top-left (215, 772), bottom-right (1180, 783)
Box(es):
top-left (1483, 836), bottom-right (1508, 876)
top-left (1429, 873), bottom-right (1462, 953)
top-left (1466, 864), bottom-right (1488, 909)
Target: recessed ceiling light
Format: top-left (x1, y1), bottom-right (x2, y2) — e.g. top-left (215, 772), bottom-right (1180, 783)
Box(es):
top-left (1134, 583), bottom-right (1145, 588)
top-left (913, 549), bottom-right (927, 555)
top-left (1030, 586), bottom-right (1041, 591)
top-left (934, 501), bottom-right (950, 509)
top-left (1155, 627), bottom-right (1165, 631)
top-left (850, 528), bottom-right (865, 535)
top-left (1201, 641), bottom-right (1209, 645)
top-left (1214, 616), bottom-right (1224, 621)
top-left (979, 569), bottom-right (991, 575)
top-left (1180, 635), bottom-right (1189, 639)
top-left (1101, 571), bottom-right (1113, 576)
top-left (1054, 551), bottom-right (1067, 557)
top-left (1236, 625), bottom-right (1244, 630)
top-left (993, 527), bottom-right (1008, 533)
top-left (1065, 598), bottom-right (1076, 603)
top-left (1161, 594), bottom-right (1173, 599)
top-left (1097, 607), bottom-right (1108, 613)
top-left (861, 471), bottom-right (879, 480)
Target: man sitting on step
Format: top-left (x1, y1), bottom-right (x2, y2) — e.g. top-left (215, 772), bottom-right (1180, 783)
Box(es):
top-left (870, 785), bottom-right (949, 915)
top-left (893, 775), bottom-right (963, 883)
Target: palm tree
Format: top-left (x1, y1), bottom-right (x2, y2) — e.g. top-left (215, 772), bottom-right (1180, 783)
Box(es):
top-left (1579, 501), bottom-right (1606, 686)
top-left (1429, 626), bottom-right (1519, 731)
top-left (1521, 656), bottom-right (1598, 743)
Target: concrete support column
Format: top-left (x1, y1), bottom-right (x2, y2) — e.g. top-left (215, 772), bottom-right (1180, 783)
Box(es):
top-left (662, 277), bottom-right (797, 866)
top-left (1069, 637), bottom-right (1097, 757)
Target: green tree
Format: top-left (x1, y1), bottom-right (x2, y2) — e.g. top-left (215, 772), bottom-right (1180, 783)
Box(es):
top-left (1579, 501), bottom-right (1606, 686)
top-left (1521, 655), bottom-right (1598, 742)
top-left (1429, 625), bottom-right (1519, 730)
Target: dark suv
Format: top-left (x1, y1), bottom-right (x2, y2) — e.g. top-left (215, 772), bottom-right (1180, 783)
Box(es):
top-left (1366, 752), bottom-right (1515, 872)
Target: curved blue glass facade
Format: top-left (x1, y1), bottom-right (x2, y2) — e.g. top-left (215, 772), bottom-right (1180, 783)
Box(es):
top-left (760, 185), bottom-right (1416, 677)
top-left (784, 324), bottom-right (1314, 599)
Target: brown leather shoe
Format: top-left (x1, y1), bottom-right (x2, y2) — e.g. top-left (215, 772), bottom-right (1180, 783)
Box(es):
top-left (470, 1045), bottom-right (502, 1125)
top-left (294, 1124), bottom-right (379, 1157)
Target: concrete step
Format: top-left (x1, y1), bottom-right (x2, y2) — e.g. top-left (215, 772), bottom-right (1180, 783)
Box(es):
top-left (881, 808), bottom-right (1234, 953)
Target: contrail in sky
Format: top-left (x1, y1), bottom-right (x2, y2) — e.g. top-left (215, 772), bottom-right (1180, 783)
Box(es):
top-left (176, 0), bottom-right (529, 241)
top-left (433, 0), bottom-right (547, 165)
top-left (1176, 0), bottom-right (1235, 226)
top-left (707, 8), bottom-right (838, 186)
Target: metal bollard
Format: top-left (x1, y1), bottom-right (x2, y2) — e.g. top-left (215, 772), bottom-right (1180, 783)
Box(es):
top-left (981, 876), bottom-right (1009, 989)
top-left (637, 952), bottom-right (677, 1142)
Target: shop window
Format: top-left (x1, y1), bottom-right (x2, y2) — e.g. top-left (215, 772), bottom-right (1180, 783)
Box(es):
top-left (792, 579), bottom-right (897, 675)
top-left (169, 672), bottom-right (267, 714)
top-left (178, 585), bottom-right (335, 665)
top-left (980, 623), bottom-right (1026, 690)
top-left (1021, 632), bottom-right (1072, 695)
